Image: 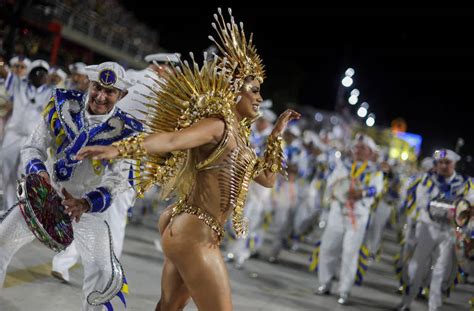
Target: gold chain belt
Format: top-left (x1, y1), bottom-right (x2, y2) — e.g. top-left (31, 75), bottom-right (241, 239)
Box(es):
top-left (171, 201), bottom-right (224, 244)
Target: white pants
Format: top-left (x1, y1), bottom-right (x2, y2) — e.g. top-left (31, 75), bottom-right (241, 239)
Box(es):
top-left (317, 202), bottom-right (369, 294)
top-left (399, 217), bottom-right (431, 288)
top-left (366, 200), bottom-right (393, 255)
top-left (0, 207), bottom-right (117, 311)
top-left (401, 221), bottom-right (454, 311)
top-left (52, 187), bottom-right (135, 281)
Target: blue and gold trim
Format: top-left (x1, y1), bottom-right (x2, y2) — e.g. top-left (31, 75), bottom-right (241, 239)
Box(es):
top-left (43, 89), bottom-right (143, 182)
top-left (84, 187), bottom-right (112, 213)
top-left (308, 240), bottom-right (321, 272)
top-left (104, 276), bottom-right (129, 311)
top-left (355, 244), bottom-right (369, 285)
top-left (25, 159), bottom-right (47, 174)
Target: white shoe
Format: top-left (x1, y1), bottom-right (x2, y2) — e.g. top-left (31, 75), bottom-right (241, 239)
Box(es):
top-left (224, 252), bottom-right (235, 262)
top-left (337, 292), bottom-right (349, 305)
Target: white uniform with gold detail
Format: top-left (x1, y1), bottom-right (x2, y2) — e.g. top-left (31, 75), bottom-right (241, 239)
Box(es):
top-left (400, 150), bottom-right (473, 311)
top-left (317, 159), bottom-right (383, 296)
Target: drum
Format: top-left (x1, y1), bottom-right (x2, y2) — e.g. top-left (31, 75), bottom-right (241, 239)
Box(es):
top-left (428, 199), bottom-right (455, 224)
top-left (17, 173), bottom-right (74, 252)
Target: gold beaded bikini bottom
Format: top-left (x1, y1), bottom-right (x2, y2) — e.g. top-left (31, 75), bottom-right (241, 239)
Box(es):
top-left (170, 200), bottom-right (224, 244)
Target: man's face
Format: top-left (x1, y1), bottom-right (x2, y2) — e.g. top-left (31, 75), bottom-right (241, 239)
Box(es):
top-left (12, 62), bottom-right (28, 77)
top-left (71, 73), bottom-right (89, 92)
top-left (88, 82), bottom-right (123, 115)
top-left (353, 142), bottom-right (372, 162)
top-left (49, 73), bottom-right (62, 85)
top-left (435, 158), bottom-right (455, 178)
top-left (29, 68), bottom-right (48, 88)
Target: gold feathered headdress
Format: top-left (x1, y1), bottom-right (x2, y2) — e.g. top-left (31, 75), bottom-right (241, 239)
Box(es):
top-left (208, 7), bottom-right (265, 92)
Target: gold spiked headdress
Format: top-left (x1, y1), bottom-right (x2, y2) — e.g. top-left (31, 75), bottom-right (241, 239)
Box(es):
top-left (131, 53), bottom-right (237, 199)
top-left (208, 8), bottom-right (265, 92)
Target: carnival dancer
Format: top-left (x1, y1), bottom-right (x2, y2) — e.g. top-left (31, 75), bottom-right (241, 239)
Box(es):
top-left (76, 8), bottom-right (300, 310)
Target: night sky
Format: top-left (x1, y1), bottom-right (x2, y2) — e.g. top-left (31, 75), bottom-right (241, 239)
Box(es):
top-left (120, 5), bottom-right (474, 160)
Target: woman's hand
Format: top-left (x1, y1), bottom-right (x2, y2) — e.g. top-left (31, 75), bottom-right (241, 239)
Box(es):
top-left (271, 109), bottom-right (301, 137)
top-left (76, 145), bottom-right (119, 161)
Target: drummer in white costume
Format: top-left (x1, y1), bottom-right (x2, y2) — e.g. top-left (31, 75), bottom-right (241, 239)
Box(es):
top-left (0, 61), bottom-right (142, 310)
top-left (50, 61), bottom-right (148, 284)
top-left (50, 55), bottom-right (174, 279)
top-left (398, 149), bottom-right (474, 311)
top-left (315, 133), bottom-right (384, 305)
top-left (0, 59), bottom-right (53, 212)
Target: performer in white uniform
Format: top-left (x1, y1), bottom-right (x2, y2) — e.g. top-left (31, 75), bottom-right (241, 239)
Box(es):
top-left (398, 149), bottom-right (474, 311)
top-left (0, 59), bottom-right (53, 211)
top-left (0, 56), bottom-right (29, 189)
top-left (316, 133), bottom-right (384, 305)
top-left (0, 62), bottom-right (142, 310)
top-left (50, 62), bottom-right (145, 284)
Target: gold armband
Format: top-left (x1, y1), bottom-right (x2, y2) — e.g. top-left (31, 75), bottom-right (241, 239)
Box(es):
top-left (263, 135), bottom-right (286, 175)
top-left (112, 133), bottom-right (147, 159)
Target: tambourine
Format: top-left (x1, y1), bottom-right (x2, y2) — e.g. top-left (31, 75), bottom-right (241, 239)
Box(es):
top-left (17, 173), bottom-right (74, 252)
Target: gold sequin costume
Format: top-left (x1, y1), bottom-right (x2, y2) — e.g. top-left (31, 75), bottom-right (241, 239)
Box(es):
top-left (113, 9), bottom-right (285, 243)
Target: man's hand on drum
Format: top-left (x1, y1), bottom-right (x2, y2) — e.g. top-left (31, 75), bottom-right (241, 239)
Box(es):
top-left (39, 171), bottom-right (51, 184)
top-left (348, 187), bottom-right (363, 200)
top-left (61, 188), bottom-right (90, 222)
top-left (76, 145), bottom-right (119, 161)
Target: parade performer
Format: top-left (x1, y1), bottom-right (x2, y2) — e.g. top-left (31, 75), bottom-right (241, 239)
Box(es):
top-left (76, 8), bottom-right (300, 311)
top-left (0, 61), bottom-right (141, 310)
